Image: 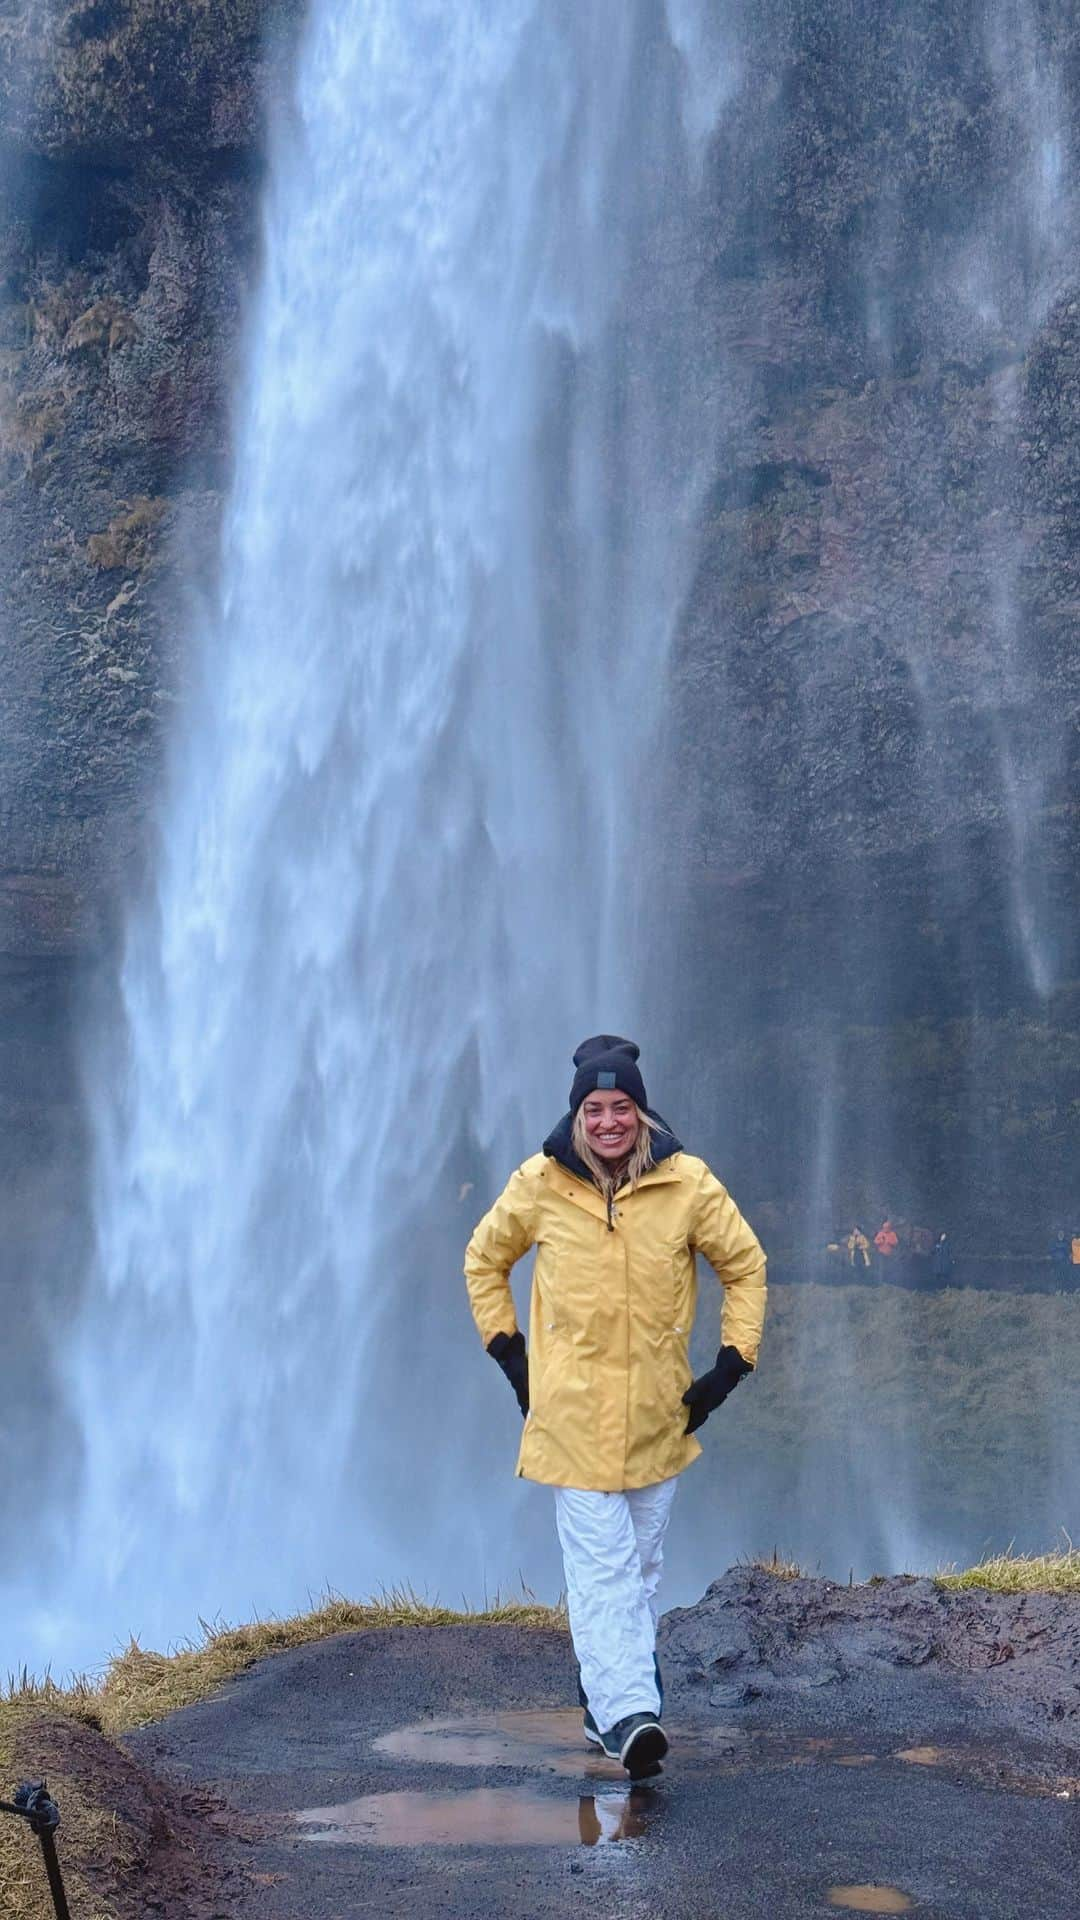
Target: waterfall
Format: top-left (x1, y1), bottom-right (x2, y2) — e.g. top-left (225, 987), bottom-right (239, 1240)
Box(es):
top-left (7, 0), bottom-right (1075, 1680)
top-left (13, 1), bottom-right (729, 1672)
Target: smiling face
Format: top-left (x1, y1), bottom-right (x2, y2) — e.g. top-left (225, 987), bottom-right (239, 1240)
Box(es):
top-left (581, 1089), bottom-right (640, 1162)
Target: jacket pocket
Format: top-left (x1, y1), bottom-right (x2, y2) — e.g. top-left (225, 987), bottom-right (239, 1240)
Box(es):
top-left (670, 1320), bottom-right (693, 1416)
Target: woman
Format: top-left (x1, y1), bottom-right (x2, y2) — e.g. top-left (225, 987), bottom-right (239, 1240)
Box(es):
top-left (464, 1035), bottom-right (766, 1780)
top-left (847, 1225), bottom-right (871, 1271)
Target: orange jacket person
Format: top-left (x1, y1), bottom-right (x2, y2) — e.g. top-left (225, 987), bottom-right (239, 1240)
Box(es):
top-left (875, 1218), bottom-right (899, 1258)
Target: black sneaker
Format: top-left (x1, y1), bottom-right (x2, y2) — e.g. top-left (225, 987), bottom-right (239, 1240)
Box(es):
top-left (599, 1712), bottom-right (668, 1779)
top-left (576, 1665), bottom-right (604, 1749)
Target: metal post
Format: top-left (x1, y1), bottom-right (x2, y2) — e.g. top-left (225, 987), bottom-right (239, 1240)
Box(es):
top-left (0, 1781), bottom-right (71, 1920)
top-left (36, 1828), bottom-right (73, 1920)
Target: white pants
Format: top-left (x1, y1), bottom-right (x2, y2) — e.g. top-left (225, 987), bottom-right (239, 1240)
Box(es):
top-left (554, 1476), bottom-right (679, 1734)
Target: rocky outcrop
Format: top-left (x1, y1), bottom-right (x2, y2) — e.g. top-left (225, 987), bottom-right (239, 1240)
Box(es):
top-left (0, 0), bottom-right (296, 160)
top-left (660, 1566), bottom-right (1080, 1739)
top-left (0, 1), bottom-right (302, 951)
top-left (0, 1), bottom-right (301, 1186)
top-left (672, 2), bottom-right (1080, 868)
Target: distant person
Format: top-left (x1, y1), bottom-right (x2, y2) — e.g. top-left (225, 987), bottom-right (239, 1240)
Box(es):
top-left (847, 1225), bottom-right (871, 1270)
top-left (911, 1225), bottom-right (934, 1257)
top-left (932, 1232), bottom-right (953, 1280)
top-left (465, 1035), bottom-right (766, 1782)
top-left (874, 1217), bottom-right (899, 1260)
top-left (1071, 1232), bottom-right (1080, 1267)
top-left (1050, 1229), bottom-right (1070, 1266)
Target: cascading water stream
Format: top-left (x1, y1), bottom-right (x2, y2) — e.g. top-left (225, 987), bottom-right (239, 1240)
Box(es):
top-left (5, 1), bottom-right (731, 1673)
top-left (975, 0), bottom-right (1070, 1004)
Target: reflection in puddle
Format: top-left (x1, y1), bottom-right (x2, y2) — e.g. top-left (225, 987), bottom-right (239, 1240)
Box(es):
top-left (894, 1746), bottom-right (945, 1766)
top-left (374, 1708), bottom-right (740, 1777)
top-left (374, 1708), bottom-right (616, 1777)
top-left (828, 1887), bottom-right (915, 1913)
top-left (294, 1786), bottom-right (651, 1847)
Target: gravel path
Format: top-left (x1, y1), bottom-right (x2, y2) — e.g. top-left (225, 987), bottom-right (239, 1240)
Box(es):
top-left (123, 1578), bottom-right (1080, 1918)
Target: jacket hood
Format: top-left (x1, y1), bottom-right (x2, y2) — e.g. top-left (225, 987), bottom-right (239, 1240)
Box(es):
top-left (542, 1109), bottom-right (683, 1183)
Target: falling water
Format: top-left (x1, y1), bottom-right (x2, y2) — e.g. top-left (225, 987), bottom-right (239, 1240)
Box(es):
top-left (7, 1), bottom-right (731, 1672)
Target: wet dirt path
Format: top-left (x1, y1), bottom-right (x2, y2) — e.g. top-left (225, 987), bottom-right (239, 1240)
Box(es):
top-left (124, 1625), bottom-right (1079, 1918)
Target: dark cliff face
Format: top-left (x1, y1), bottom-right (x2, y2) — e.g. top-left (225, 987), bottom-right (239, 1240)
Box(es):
top-left (0, 1), bottom-right (303, 958)
top-left (2, 1), bottom-right (1078, 1245)
top-left (673, 0), bottom-right (1080, 870)
top-left (0, 1), bottom-right (302, 1213)
top-left (659, 0), bottom-right (1080, 1243)
top-left (0, 0), bottom-right (293, 160)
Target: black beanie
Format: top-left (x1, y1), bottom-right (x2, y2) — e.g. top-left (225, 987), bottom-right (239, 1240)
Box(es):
top-left (568, 1035), bottom-right (648, 1117)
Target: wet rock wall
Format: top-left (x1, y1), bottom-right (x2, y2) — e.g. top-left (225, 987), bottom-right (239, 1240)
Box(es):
top-left (662, 0), bottom-right (1080, 1245)
top-left (0, 0), bottom-right (301, 1190)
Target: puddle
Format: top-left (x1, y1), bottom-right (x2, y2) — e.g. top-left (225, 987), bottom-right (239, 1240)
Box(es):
top-left (294, 1786), bottom-right (651, 1847)
top-left (754, 1732), bottom-right (881, 1771)
top-left (369, 1711), bottom-right (1076, 1804)
top-left (828, 1887), bottom-right (914, 1914)
top-left (892, 1743), bottom-right (1077, 1798)
top-left (373, 1708), bottom-right (740, 1777)
top-left (374, 1711), bottom-right (892, 1781)
top-left (374, 1708), bottom-right (623, 1777)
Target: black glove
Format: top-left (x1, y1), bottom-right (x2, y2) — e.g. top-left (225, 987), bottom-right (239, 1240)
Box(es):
top-left (682, 1344), bottom-right (751, 1434)
top-left (487, 1330), bottom-right (529, 1416)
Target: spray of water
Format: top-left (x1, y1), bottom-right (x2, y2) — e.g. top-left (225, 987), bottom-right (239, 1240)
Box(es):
top-left (805, 0), bottom-right (1075, 1568)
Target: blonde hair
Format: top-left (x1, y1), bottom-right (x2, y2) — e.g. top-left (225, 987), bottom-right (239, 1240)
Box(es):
top-left (571, 1100), bottom-right (659, 1195)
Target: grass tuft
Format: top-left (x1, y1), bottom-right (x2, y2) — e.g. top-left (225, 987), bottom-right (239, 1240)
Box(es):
top-left (748, 1548), bottom-right (805, 1580)
top-left (936, 1538), bottom-right (1080, 1594)
top-left (4, 1585), bottom-right (567, 1737)
top-left (0, 1585), bottom-right (566, 1919)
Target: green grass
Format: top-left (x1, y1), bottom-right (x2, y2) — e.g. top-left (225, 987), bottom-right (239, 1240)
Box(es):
top-left (746, 1541), bottom-right (1080, 1593)
top-left (936, 1542), bottom-right (1080, 1593)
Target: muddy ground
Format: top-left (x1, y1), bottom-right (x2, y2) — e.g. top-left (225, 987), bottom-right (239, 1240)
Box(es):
top-left (29, 1570), bottom-right (1057, 1920)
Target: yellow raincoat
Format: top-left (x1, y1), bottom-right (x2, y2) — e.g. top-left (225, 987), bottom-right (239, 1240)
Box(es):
top-left (464, 1148), bottom-right (766, 1491)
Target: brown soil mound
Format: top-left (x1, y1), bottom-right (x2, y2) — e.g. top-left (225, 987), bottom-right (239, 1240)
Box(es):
top-left (7, 1711), bottom-right (249, 1919)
